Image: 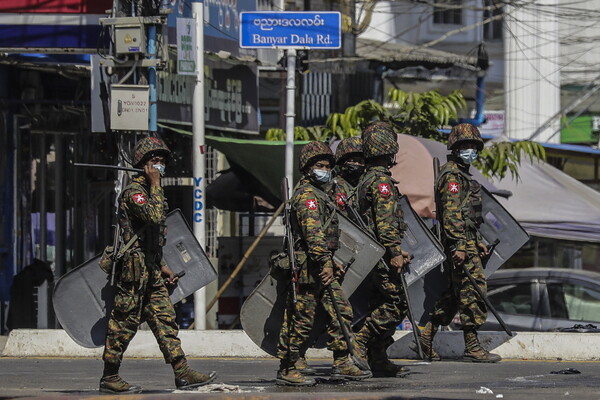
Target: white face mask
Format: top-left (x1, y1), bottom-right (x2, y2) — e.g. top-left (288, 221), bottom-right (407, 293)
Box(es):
top-left (311, 169), bottom-right (331, 183)
top-left (458, 149), bottom-right (478, 164)
top-left (153, 164), bottom-right (166, 176)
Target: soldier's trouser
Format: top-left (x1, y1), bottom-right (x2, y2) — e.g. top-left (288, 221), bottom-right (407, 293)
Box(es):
top-left (430, 242), bottom-right (487, 330)
top-left (103, 267), bottom-right (184, 365)
top-left (277, 279), bottom-right (353, 364)
top-left (360, 262), bottom-right (408, 344)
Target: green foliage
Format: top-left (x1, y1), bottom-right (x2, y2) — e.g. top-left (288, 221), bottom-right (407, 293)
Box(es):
top-left (474, 140), bottom-right (546, 181)
top-left (264, 88), bottom-right (545, 180)
top-left (387, 88), bottom-right (466, 142)
top-left (265, 126), bottom-right (327, 141)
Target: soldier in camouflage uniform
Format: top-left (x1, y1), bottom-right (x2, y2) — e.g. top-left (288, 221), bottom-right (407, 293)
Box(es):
top-left (276, 141), bottom-right (372, 386)
top-left (335, 136), bottom-right (365, 190)
top-left (100, 136), bottom-right (217, 394)
top-left (292, 136), bottom-right (365, 375)
top-left (352, 122), bottom-right (412, 377)
top-left (415, 123), bottom-right (500, 363)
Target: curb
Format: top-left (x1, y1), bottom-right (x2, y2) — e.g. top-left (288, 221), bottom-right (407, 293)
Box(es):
top-left (2, 329), bottom-right (600, 360)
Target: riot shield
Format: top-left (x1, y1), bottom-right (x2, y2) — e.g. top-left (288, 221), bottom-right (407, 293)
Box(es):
top-left (347, 195), bottom-right (446, 327)
top-left (409, 186), bottom-right (530, 325)
top-left (240, 212), bottom-right (385, 357)
top-left (53, 209), bottom-right (217, 348)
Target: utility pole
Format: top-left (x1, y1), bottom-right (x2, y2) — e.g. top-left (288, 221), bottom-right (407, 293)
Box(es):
top-left (192, 1), bottom-right (207, 330)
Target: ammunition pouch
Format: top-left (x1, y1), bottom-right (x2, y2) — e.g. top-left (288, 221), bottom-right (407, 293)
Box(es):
top-left (99, 245), bottom-right (119, 274)
top-left (269, 251), bottom-right (307, 281)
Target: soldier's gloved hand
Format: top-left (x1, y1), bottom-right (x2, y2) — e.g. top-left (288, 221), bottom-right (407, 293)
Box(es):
top-left (477, 242), bottom-right (490, 257)
top-left (161, 265), bottom-right (179, 285)
top-left (452, 250), bottom-right (467, 265)
top-left (319, 266), bottom-right (335, 286)
top-left (144, 163), bottom-right (161, 188)
top-left (390, 255), bottom-right (405, 272)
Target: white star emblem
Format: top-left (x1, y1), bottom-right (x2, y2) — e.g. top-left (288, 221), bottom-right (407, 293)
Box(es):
top-left (448, 182), bottom-right (459, 193)
top-left (133, 193), bottom-right (147, 204)
top-left (306, 199), bottom-right (317, 210)
top-left (380, 185), bottom-right (390, 194)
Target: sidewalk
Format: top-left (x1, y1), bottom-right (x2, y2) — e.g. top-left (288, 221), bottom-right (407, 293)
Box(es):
top-left (3, 329), bottom-right (600, 360)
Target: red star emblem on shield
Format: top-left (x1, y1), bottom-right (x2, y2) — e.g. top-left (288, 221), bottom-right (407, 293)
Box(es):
top-left (448, 181), bottom-right (460, 194)
top-left (378, 183), bottom-right (391, 198)
top-left (133, 193), bottom-right (147, 204)
top-left (305, 199), bottom-right (318, 210)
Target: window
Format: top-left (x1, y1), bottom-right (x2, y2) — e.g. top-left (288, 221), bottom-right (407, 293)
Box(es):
top-left (488, 282), bottom-right (534, 315)
top-left (483, 0), bottom-right (503, 40)
top-left (433, 0), bottom-right (463, 25)
top-left (547, 282), bottom-right (600, 323)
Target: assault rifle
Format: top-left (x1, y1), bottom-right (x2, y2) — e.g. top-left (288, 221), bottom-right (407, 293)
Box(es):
top-left (333, 180), bottom-right (425, 360)
top-left (281, 178), bottom-right (299, 303)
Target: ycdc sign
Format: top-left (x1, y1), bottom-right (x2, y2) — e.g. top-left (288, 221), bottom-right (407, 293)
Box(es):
top-left (240, 12), bottom-right (341, 49)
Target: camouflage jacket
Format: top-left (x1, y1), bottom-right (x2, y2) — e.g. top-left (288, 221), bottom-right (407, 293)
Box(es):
top-left (357, 165), bottom-right (405, 258)
top-left (291, 176), bottom-right (340, 283)
top-left (118, 175), bottom-right (168, 269)
top-left (330, 176), bottom-right (356, 216)
top-left (436, 157), bottom-right (483, 252)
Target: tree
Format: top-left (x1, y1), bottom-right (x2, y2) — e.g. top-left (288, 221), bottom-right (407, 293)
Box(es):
top-left (265, 88), bottom-right (545, 180)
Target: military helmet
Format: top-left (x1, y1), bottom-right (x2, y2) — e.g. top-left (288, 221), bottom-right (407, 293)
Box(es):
top-left (362, 121), bottom-right (399, 159)
top-left (132, 136), bottom-right (172, 167)
top-left (299, 141), bottom-right (334, 171)
top-left (447, 123), bottom-right (484, 151)
top-left (335, 136), bottom-right (363, 164)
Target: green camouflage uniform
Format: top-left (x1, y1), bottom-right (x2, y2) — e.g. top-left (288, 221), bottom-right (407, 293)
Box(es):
top-left (103, 174), bottom-right (184, 365)
top-left (277, 176), bottom-right (354, 366)
top-left (356, 166), bottom-right (408, 347)
top-left (431, 157), bottom-right (487, 329)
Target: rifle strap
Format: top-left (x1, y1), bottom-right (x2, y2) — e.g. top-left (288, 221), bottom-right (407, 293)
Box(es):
top-left (115, 222), bottom-right (150, 260)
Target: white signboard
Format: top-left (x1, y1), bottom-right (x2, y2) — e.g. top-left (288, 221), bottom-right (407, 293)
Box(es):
top-left (479, 110), bottom-right (505, 137)
top-left (177, 18), bottom-right (196, 75)
top-left (110, 84), bottom-right (149, 131)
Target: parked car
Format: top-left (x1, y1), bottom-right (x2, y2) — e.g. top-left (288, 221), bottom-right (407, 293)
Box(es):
top-left (481, 268), bottom-right (600, 332)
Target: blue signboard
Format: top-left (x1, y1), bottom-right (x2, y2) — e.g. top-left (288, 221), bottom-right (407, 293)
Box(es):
top-left (240, 12), bottom-right (341, 49)
top-left (165, 0), bottom-right (256, 58)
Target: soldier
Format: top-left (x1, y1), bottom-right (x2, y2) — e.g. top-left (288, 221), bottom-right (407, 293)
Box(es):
top-left (335, 136), bottom-right (365, 189)
top-left (416, 123), bottom-right (500, 363)
top-left (293, 136), bottom-right (366, 374)
top-left (353, 122), bottom-right (412, 377)
top-left (100, 136), bottom-right (217, 393)
top-left (276, 141), bottom-right (372, 386)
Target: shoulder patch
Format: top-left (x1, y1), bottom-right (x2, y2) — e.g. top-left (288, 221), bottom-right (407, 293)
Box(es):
top-left (448, 181), bottom-right (460, 194)
top-left (132, 192), bottom-right (147, 205)
top-left (378, 183), bottom-right (392, 198)
top-left (305, 198), bottom-right (318, 210)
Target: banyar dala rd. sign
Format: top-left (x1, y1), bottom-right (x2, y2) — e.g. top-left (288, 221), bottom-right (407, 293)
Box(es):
top-left (239, 12), bottom-right (341, 49)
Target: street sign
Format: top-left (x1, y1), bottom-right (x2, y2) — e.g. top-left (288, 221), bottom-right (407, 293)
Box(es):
top-left (239, 12), bottom-right (341, 49)
top-left (176, 17), bottom-right (196, 76)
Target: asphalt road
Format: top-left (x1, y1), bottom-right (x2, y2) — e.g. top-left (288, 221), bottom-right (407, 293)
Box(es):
top-left (1, 356), bottom-right (599, 399)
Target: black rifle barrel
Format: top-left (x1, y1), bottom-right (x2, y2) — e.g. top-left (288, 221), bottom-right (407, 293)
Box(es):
top-left (74, 162), bottom-right (144, 173)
